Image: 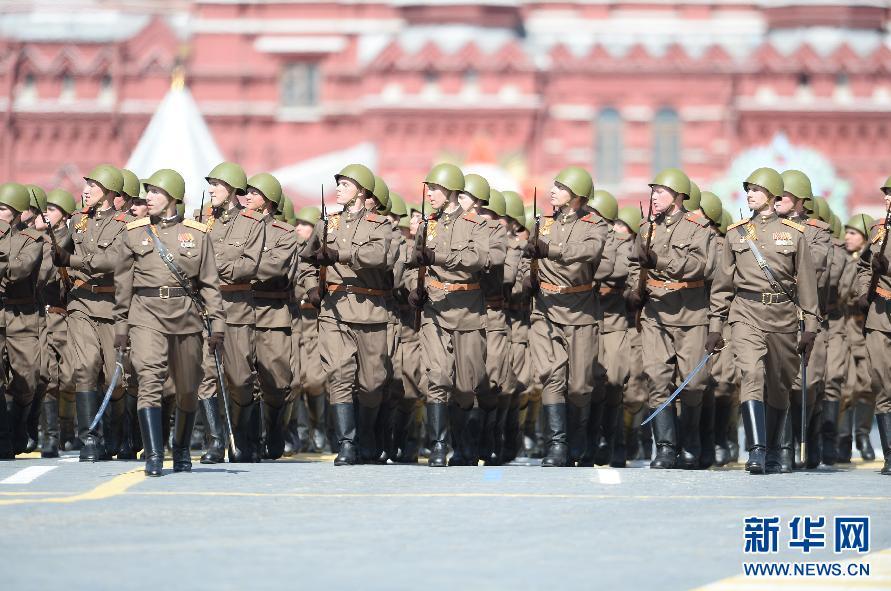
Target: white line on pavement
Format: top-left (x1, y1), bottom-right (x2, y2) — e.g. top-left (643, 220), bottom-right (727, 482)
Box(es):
top-left (58, 458), bottom-right (80, 463)
top-left (595, 469), bottom-right (622, 485)
top-left (1, 466), bottom-right (58, 484)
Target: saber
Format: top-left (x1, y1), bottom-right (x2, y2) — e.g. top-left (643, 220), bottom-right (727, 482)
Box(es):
top-left (89, 349), bottom-right (125, 431)
top-left (642, 352), bottom-right (713, 426)
top-left (205, 316), bottom-right (237, 453)
top-left (799, 313), bottom-right (807, 465)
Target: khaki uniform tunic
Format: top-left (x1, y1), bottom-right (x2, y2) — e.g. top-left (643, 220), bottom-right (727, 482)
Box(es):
top-left (857, 220), bottom-right (891, 413)
top-left (3, 226), bottom-right (43, 407)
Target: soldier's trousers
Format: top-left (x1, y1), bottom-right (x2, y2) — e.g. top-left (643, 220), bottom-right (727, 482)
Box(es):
top-left (641, 321), bottom-right (707, 407)
top-left (822, 314), bottom-right (849, 403)
top-left (623, 329), bottom-right (649, 415)
top-left (400, 326), bottom-right (423, 406)
top-left (792, 323), bottom-right (827, 393)
top-left (43, 310), bottom-right (75, 402)
top-left (198, 323), bottom-right (255, 407)
top-left (486, 309), bottom-right (515, 398)
top-left (530, 315), bottom-right (599, 408)
top-left (319, 317), bottom-right (388, 408)
top-left (600, 330), bottom-right (632, 406)
top-left (68, 311), bottom-right (120, 396)
top-left (866, 329), bottom-right (891, 414)
top-left (844, 342), bottom-right (873, 413)
top-left (420, 322), bottom-right (487, 410)
top-left (731, 322), bottom-right (799, 409)
top-left (255, 326), bottom-right (292, 407)
top-left (129, 327), bottom-right (202, 412)
top-left (5, 305), bottom-right (41, 407)
top-left (712, 323), bottom-right (738, 401)
top-left (297, 308), bottom-right (325, 399)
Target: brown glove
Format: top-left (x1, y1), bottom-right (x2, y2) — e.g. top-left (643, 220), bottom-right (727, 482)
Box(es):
top-left (414, 246), bottom-right (436, 266)
top-left (315, 246), bottom-right (339, 266)
top-left (798, 331), bottom-right (816, 366)
top-left (408, 288), bottom-right (427, 309)
top-left (636, 244), bottom-right (658, 270)
top-left (113, 334), bottom-right (129, 351)
top-left (51, 245), bottom-right (71, 267)
top-left (522, 275), bottom-right (538, 296)
top-left (625, 290), bottom-right (645, 313)
top-left (872, 252), bottom-right (889, 275)
top-left (705, 332), bottom-right (725, 353)
top-left (207, 332), bottom-right (225, 355)
top-left (306, 286), bottom-right (322, 309)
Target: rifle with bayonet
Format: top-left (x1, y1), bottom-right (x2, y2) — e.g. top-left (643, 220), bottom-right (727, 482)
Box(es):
top-left (414, 188), bottom-right (428, 330)
top-left (39, 203), bottom-right (72, 299)
top-left (319, 184), bottom-right (328, 298)
top-left (634, 198), bottom-right (655, 332)
top-left (866, 202), bottom-right (891, 305)
top-left (529, 187), bottom-right (540, 291)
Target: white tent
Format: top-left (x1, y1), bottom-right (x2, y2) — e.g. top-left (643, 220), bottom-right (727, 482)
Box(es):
top-left (273, 142), bottom-right (378, 205)
top-left (125, 79), bottom-right (224, 217)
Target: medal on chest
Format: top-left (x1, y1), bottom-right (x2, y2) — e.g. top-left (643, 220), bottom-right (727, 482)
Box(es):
top-left (773, 231), bottom-right (793, 246)
top-left (875, 227), bottom-right (886, 245)
top-left (74, 216), bottom-right (88, 233)
top-left (178, 232), bottom-right (195, 248)
top-left (541, 218), bottom-right (555, 236)
top-left (427, 219), bottom-right (438, 241)
top-left (329, 214), bottom-right (341, 232)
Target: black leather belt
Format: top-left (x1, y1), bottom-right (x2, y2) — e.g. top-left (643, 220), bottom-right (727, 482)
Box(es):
top-left (135, 286), bottom-right (189, 299)
top-left (736, 290), bottom-right (790, 305)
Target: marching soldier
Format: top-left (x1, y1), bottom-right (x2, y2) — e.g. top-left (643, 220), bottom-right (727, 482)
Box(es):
top-left (525, 166), bottom-right (608, 467)
top-left (50, 164), bottom-right (128, 462)
top-left (113, 169), bottom-right (226, 476)
top-left (707, 167), bottom-right (819, 474)
top-left (245, 173), bottom-right (300, 459)
top-left (627, 168), bottom-right (713, 469)
top-left (856, 176), bottom-right (891, 476)
top-left (196, 162), bottom-right (265, 463)
top-left (409, 163), bottom-right (489, 467)
top-left (305, 164), bottom-right (392, 465)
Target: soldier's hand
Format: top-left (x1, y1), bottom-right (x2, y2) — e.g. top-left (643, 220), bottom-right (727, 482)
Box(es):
top-left (51, 245), bottom-right (71, 267)
top-left (207, 332), bottom-right (225, 354)
top-left (113, 334), bottom-right (129, 351)
top-left (705, 332), bottom-right (725, 354)
top-left (637, 246), bottom-right (658, 270)
top-left (533, 239), bottom-right (549, 259)
top-left (857, 294), bottom-right (871, 314)
top-left (797, 331), bottom-right (816, 366)
top-left (414, 246), bottom-right (436, 266)
top-left (315, 246), bottom-right (339, 266)
top-left (872, 252), bottom-right (889, 275)
top-left (625, 290), bottom-right (645, 312)
top-left (306, 286), bottom-right (322, 309)
top-left (521, 274), bottom-right (538, 296)
top-left (394, 286), bottom-right (410, 304)
top-left (408, 288), bottom-right (427, 309)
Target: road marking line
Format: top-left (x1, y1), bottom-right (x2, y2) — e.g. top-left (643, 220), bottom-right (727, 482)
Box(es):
top-left (59, 458), bottom-right (80, 463)
top-left (595, 468), bottom-right (621, 485)
top-left (0, 468), bottom-right (144, 506)
top-left (1, 466), bottom-right (57, 484)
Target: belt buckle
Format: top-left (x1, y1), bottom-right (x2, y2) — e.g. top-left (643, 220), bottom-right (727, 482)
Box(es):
top-left (159, 286), bottom-right (170, 299)
top-left (761, 293), bottom-right (770, 305)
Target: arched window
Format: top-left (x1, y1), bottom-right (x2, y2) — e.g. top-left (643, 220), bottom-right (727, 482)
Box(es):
top-left (595, 107), bottom-right (623, 184)
top-left (652, 107), bottom-right (680, 174)
top-left (60, 72), bottom-right (76, 102)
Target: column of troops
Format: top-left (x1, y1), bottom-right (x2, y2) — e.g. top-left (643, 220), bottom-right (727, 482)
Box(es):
top-left (0, 160), bottom-right (889, 477)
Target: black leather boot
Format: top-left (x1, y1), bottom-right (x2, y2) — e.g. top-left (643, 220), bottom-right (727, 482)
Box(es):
top-left (778, 410), bottom-right (794, 473)
top-left (741, 400), bottom-right (767, 475)
top-left (41, 398), bottom-right (60, 458)
top-left (713, 399), bottom-right (732, 466)
top-left (489, 405), bottom-right (508, 466)
top-left (820, 399), bottom-right (840, 466)
top-left (332, 403), bottom-right (357, 466)
top-left (836, 407), bottom-right (853, 463)
top-left (610, 409), bottom-right (627, 468)
top-left (699, 401), bottom-right (716, 469)
top-left (172, 408), bottom-right (197, 473)
top-left (765, 404), bottom-right (785, 474)
top-left (8, 400), bottom-right (32, 455)
top-left (877, 413), bottom-right (891, 476)
top-left (806, 403), bottom-right (822, 469)
top-left (650, 406), bottom-right (677, 469)
top-left (0, 396), bottom-right (13, 460)
top-left (541, 404), bottom-right (568, 467)
top-left (392, 407), bottom-right (418, 463)
top-left (228, 401), bottom-right (255, 463)
top-left (855, 401), bottom-right (876, 461)
top-left (199, 396), bottom-right (226, 464)
top-left (263, 399), bottom-right (288, 461)
top-left (25, 392), bottom-right (42, 453)
top-left (593, 402), bottom-right (617, 467)
top-left (566, 401), bottom-right (591, 467)
top-left (448, 405), bottom-right (473, 466)
top-left (116, 393), bottom-right (138, 460)
top-left (356, 403), bottom-right (380, 464)
top-left (480, 408), bottom-right (498, 466)
top-left (426, 403), bottom-right (449, 467)
top-left (308, 394), bottom-right (328, 452)
top-left (139, 407), bottom-right (164, 477)
top-left (503, 406), bottom-right (520, 464)
top-left (676, 402), bottom-right (702, 470)
top-left (373, 402), bottom-right (392, 464)
top-left (76, 391), bottom-right (105, 462)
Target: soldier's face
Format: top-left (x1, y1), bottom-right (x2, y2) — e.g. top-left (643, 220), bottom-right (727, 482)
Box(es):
top-left (426, 184), bottom-right (449, 209)
top-left (208, 180), bottom-right (232, 206)
top-left (244, 188), bottom-right (267, 212)
top-left (774, 193), bottom-right (797, 216)
top-left (83, 180), bottom-right (106, 208)
top-left (295, 222), bottom-right (314, 242)
top-left (845, 229), bottom-right (866, 253)
top-left (42, 204), bottom-right (65, 227)
top-left (129, 199), bottom-right (148, 219)
top-left (457, 193), bottom-right (476, 212)
top-left (336, 178), bottom-right (361, 205)
top-left (146, 186), bottom-right (174, 216)
top-left (613, 220), bottom-right (632, 235)
top-left (21, 208), bottom-right (35, 224)
top-left (409, 211), bottom-right (422, 235)
top-left (746, 186), bottom-right (771, 211)
top-left (113, 193), bottom-right (127, 211)
top-left (883, 190), bottom-right (891, 209)
top-left (363, 196), bottom-right (379, 211)
top-left (650, 185), bottom-right (676, 215)
top-left (550, 183), bottom-right (572, 208)
top-left (0, 204), bottom-right (15, 223)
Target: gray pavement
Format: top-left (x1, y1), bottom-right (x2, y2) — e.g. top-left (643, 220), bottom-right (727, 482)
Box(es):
top-left (2, 452), bottom-right (889, 591)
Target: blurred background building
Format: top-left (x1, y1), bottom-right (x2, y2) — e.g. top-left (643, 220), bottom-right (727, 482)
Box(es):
top-left (1, 0), bottom-right (890, 217)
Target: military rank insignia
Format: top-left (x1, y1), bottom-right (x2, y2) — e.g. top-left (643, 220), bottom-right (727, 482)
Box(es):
top-left (740, 222), bottom-right (757, 243)
top-left (773, 231), bottom-right (793, 246)
top-left (541, 218), bottom-right (555, 236)
top-left (179, 232), bottom-right (195, 248)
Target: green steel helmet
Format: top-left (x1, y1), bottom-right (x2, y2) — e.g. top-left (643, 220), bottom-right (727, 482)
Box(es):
top-left (883, 175), bottom-right (891, 193)
top-left (588, 189), bottom-right (618, 221)
top-left (46, 188), bottom-right (77, 216)
top-left (684, 181), bottom-right (701, 211)
top-left (282, 195), bottom-right (295, 224)
top-left (524, 212), bottom-right (535, 233)
top-left (462, 173), bottom-right (491, 203)
top-left (295, 206), bottom-right (321, 226)
top-left (176, 202), bottom-right (185, 218)
top-left (829, 214), bottom-right (841, 239)
top-left (404, 202), bottom-right (419, 217)
top-left (0, 182), bottom-right (31, 213)
top-left (371, 175), bottom-right (390, 211)
top-left (484, 189), bottom-right (507, 217)
top-left (699, 191), bottom-right (723, 224)
top-left (811, 196), bottom-right (831, 223)
top-left (424, 163), bottom-right (465, 193)
top-left (398, 216), bottom-right (411, 229)
top-left (781, 169), bottom-right (813, 201)
top-left (743, 167), bottom-right (783, 198)
top-left (845, 213), bottom-right (874, 238)
top-left (719, 210), bottom-right (732, 235)
top-left (247, 173), bottom-right (283, 212)
top-left (120, 169), bottom-right (141, 200)
top-left (26, 184), bottom-right (47, 211)
top-left (616, 205), bottom-right (642, 234)
top-left (502, 190), bottom-right (525, 223)
top-left (335, 163), bottom-right (376, 194)
top-left (388, 192), bottom-right (407, 217)
top-left (649, 167), bottom-right (691, 197)
top-left (84, 164), bottom-right (124, 195)
top-left (206, 162), bottom-right (248, 196)
top-left (142, 169), bottom-right (186, 202)
top-left (554, 166), bottom-right (593, 199)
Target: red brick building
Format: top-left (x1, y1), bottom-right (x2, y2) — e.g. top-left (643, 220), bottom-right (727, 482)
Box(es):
top-left (2, 1), bottom-right (890, 216)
